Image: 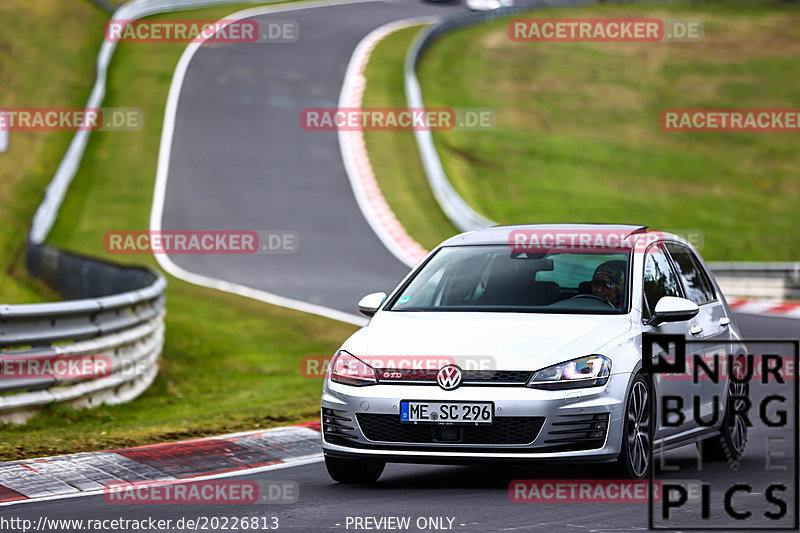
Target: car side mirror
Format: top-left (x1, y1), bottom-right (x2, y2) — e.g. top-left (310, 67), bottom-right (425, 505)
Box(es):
top-left (357, 292), bottom-right (387, 317)
top-left (647, 296), bottom-right (699, 326)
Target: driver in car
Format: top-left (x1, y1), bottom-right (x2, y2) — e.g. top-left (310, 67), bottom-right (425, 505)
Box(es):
top-left (591, 262), bottom-right (625, 309)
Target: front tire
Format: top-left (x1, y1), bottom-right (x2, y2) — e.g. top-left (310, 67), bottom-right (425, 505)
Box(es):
top-left (615, 373), bottom-right (651, 479)
top-left (697, 356), bottom-right (748, 463)
top-left (325, 455), bottom-right (385, 484)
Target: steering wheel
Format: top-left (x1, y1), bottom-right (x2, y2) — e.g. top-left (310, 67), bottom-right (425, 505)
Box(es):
top-left (572, 293), bottom-right (617, 309)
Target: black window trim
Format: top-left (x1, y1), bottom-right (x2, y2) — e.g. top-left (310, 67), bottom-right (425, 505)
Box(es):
top-left (664, 242), bottom-right (718, 306)
top-left (641, 240), bottom-right (686, 323)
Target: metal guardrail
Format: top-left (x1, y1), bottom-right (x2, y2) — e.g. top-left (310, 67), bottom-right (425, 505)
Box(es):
top-left (404, 0), bottom-right (645, 232)
top-left (6, 0), bottom-right (799, 425)
top-left (29, 0), bottom-right (279, 245)
top-left (404, 4), bottom-right (578, 233)
top-left (0, 107), bottom-right (8, 154)
top-left (5, 0), bottom-right (302, 424)
top-left (4, 0), bottom-right (275, 423)
top-left (405, 5), bottom-right (800, 302)
top-left (1, 244), bottom-right (166, 423)
top-left (708, 262), bottom-right (800, 280)
top-left (708, 262), bottom-right (800, 301)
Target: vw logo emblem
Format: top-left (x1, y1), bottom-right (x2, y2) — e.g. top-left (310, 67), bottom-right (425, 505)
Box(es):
top-left (437, 365), bottom-right (462, 391)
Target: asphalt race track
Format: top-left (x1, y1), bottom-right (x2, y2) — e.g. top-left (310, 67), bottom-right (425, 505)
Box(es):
top-left (159, 0), bottom-right (463, 313)
top-left (5, 315), bottom-right (798, 531)
top-left (7, 1), bottom-right (799, 531)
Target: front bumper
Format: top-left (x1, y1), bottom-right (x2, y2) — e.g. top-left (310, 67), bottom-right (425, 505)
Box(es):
top-left (320, 372), bottom-right (633, 462)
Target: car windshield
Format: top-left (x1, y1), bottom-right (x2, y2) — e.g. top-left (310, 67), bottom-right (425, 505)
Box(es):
top-left (388, 245), bottom-right (630, 314)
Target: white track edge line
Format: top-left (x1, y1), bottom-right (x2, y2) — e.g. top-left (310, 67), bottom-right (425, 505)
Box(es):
top-left (149, 0), bottom-right (393, 327)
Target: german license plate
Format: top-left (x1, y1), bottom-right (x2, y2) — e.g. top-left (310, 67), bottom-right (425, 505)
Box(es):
top-left (400, 401), bottom-right (493, 424)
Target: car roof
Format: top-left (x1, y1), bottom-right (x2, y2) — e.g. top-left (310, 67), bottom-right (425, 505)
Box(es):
top-left (440, 224), bottom-right (651, 247)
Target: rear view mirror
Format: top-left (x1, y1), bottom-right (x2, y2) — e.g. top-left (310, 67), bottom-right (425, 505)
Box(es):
top-left (648, 296), bottom-right (699, 326)
top-left (357, 292), bottom-right (387, 317)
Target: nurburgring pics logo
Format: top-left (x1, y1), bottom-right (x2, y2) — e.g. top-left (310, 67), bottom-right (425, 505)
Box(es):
top-left (104, 230), bottom-right (298, 254)
top-left (509, 18), bottom-right (703, 43)
top-left (661, 109), bottom-right (800, 132)
top-left (104, 19), bottom-right (298, 43)
top-left (644, 334), bottom-right (798, 530)
top-left (301, 107), bottom-right (495, 131)
top-left (0, 108), bottom-right (142, 131)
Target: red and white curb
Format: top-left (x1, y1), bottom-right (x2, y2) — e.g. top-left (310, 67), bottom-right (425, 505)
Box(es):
top-left (0, 421), bottom-right (321, 505)
top-left (338, 18), bottom-right (438, 269)
top-left (728, 299), bottom-right (800, 319)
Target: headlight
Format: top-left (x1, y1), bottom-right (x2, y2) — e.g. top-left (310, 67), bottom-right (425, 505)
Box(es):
top-left (328, 351), bottom-right (377, 386)
top-left (526, 355), bottom-right (611, 390)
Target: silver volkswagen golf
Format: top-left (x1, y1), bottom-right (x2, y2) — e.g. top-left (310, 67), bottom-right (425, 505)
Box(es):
top-left (320, 224), bottom-right (748, 483)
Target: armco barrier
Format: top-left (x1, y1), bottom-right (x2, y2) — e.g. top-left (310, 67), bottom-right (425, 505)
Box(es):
top-left (7, 1), bottom-right (280, 423)
top-left (709, 262), bottom-right (800, 301)
top-left (7, 0), bottom-right (797, 426)
top-left (29, 0), bottom-right (280, 245)
top-left (0, 107), bottom-right (8, 154)
top-left (405, 0), bottom-right (672, 232)
top-left (0, 244), bottom-right (166, 424)
top-left (405, 4), bottom-right (799, 302)
top-left (404, 9), bottom-right (505, 233)
top-left (405, 0), bottom-right (658, 232)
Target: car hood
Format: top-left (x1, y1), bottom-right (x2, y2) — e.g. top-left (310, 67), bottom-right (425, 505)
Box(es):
top-left (344, 311), bottom-right (632, 372)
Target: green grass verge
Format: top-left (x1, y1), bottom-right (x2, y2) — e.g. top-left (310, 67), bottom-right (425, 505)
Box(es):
top-left (365, 1), bottom-right (800, 261)
top-left (0, 2), bottom-right (358, 461)
top-left (0, 0), bottom-right (108, 303)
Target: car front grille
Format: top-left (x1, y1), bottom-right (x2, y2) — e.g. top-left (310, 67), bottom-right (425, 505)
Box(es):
top-left (356, 414), bottom-right (545, 445)
top-left (535, 413), bottom-right (609, 452)
top-left (374, 369), bottom-right (532, 386)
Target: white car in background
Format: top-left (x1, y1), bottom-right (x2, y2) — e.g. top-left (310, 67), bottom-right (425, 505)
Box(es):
top-left (466, 0), bottom-right (513, 11)
top-left (321, 225), bottom-right (748, 483)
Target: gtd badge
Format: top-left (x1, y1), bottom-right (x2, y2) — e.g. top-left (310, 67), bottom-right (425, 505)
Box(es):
top-left (437, 365), bottom-right (462, 390)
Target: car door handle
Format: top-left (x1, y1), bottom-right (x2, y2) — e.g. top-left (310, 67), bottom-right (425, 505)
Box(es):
top-left (719, 317), bottom-right (731, 327)
top-left (690, 325), bottom-right (704, 336)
